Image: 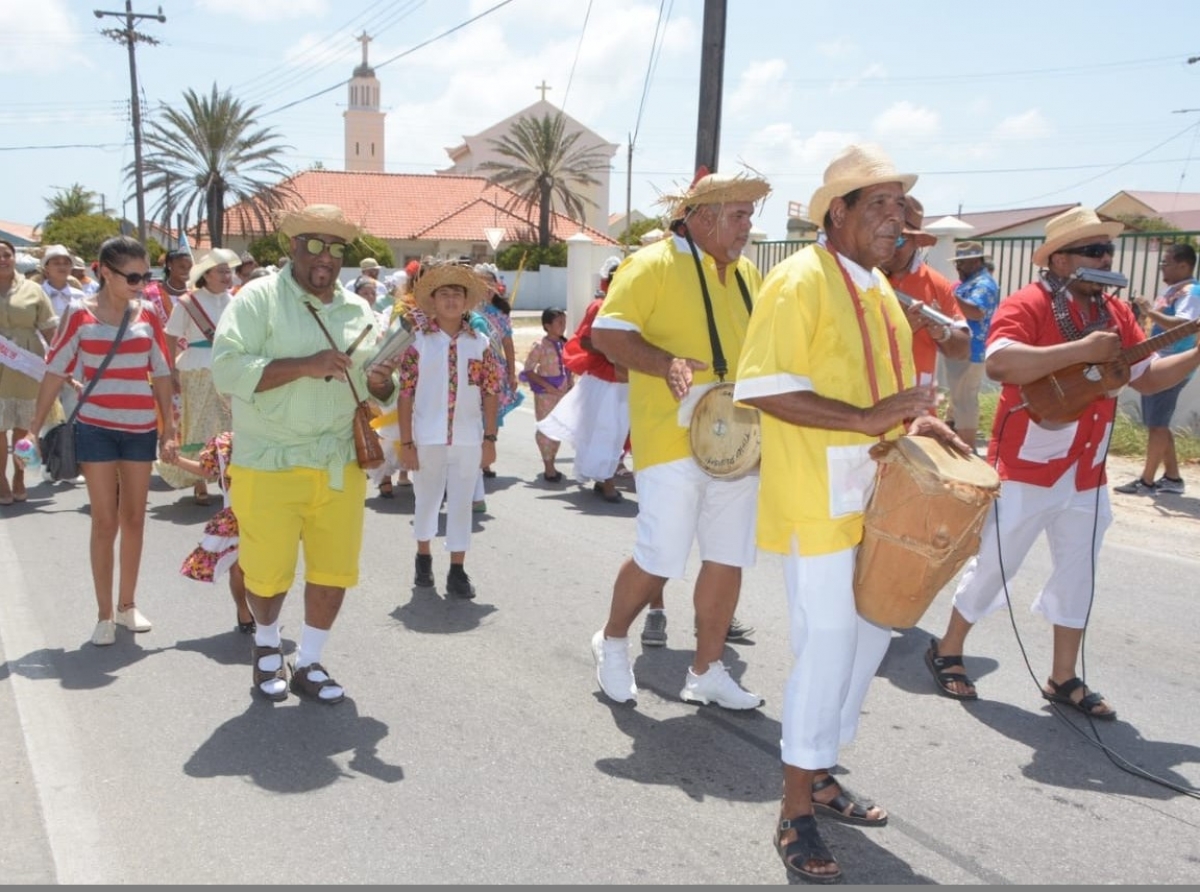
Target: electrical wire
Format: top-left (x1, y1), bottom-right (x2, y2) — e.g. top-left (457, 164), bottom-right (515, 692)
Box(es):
top-left (559, 0), bottom-right (593, 113)
top-left (630, 0), bottom-right (672, 150)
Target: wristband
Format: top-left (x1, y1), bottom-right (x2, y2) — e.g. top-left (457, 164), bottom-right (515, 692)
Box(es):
top-left (401, 441), bottom-right (415, 447)
top-left (483, 434), bottom-right (498, 442)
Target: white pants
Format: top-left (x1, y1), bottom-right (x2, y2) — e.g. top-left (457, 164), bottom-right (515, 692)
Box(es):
top-left (412, 443), bottom-right (481, 553)
top-left (536, 375), bottom-right (629, 481)
top-left (952, 473), bottom-right (1111, 629)
top-left (631, 458), bottom-right (758, 579)
top-left (781, 547), bottom-right (892, 769)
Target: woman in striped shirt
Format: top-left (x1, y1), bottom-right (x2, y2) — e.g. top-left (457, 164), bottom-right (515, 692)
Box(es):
top-left (25, 236), bottom-right (178, 647)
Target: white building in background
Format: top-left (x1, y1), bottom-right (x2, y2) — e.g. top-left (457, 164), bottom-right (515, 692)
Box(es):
top-left (344, 32), bottom-right (385, 173)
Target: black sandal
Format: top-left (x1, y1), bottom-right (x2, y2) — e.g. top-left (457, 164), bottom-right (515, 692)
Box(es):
top-left (774, 814), bottom-right (842, 884)
top-left (1042, 677), bottom-right (1116, 720)
top-left (925, 637), bottom-right (978, 701)
top-left (812, 775), bottom-right (887, 827)
top-left (252, 644), bottom-right (288, 701)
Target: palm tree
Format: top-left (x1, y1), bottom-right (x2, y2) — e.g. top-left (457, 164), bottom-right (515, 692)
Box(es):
top-left (133, 84), bottom-right (297, 247)
top-left (44, 183), bottom-right (98, 222)
top-left (479, 111), bottom-right (609, 248)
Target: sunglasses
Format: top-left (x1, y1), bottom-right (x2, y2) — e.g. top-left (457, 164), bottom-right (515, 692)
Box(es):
top-left (1058, 243), bottom-right (1115, 259)
top-left (105, 266), bottom-right (153, 286)
top-left (298, 237), bottom-right (347, 259)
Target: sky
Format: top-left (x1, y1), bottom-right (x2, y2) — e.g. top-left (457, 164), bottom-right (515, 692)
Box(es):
top-left (6, 0), bottom-right (1200, 241)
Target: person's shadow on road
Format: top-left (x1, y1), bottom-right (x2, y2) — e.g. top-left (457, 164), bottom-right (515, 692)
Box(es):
top-left (184, 697), bottom-right (405, 793)
top-left (3, 637), bottom-right (166, 690)
top-left (390, 585), bottom-right (497, 635)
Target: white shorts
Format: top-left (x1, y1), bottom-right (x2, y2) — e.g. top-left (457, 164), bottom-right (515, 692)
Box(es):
top-left (631, 457), bottom-right (758, 579)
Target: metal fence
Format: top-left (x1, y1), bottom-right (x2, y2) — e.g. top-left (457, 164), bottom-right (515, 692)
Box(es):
top-left (751, 231), bottom-right (1200, 300)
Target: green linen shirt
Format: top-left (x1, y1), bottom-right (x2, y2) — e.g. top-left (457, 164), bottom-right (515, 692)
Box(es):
top-left (211, 268), bottom-right (378, 490)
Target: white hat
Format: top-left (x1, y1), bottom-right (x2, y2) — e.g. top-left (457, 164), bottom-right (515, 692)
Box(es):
top-left (808, 144), bottom-right (917, 227)
top-left (188, 248), bottom-right (241, 288)
top-left (1032, 207), bottom-right (1124, 268)
top-left (360, 257), bottom-right (380, 270)
top-left (42, 244), bottom-right (72, 268)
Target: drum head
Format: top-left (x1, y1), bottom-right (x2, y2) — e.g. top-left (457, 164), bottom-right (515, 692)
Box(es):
top-left (889, 435), bottom-right (1000, 490)
top-left (689, 383), bottom-right (761, 479)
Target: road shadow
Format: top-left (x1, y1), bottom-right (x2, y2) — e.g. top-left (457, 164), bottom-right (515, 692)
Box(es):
top-left (174, 630), bottom-right (293, 667)
top-left (533, 484), bottom-right (638, 517)
top-left (1142, 493), bottom-right (1200, 522)
top-left (781, 821), bottom-right (938, 886)
top-left (146, 499), bottom-right (215, 527)
top-left (4, 636), bottom-right (167, 690)
top-left (875, 625), bottom-right (1001, 695)
top-left (390, 585), bottom-right (498, 635)
top-left (183, 696), bottom-right (405, 792)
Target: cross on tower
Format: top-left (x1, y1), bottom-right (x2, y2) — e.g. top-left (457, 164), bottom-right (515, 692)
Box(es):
top-left (357, 30), bottom-right (372, 66)
top-left (535, 80), bottom-right (552, 101)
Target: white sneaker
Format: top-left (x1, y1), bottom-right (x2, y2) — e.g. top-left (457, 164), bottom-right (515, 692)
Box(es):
top-left (91, 620), bottom-right (116, 646)
top-left (591, 630), bottom-right (637, 703)
top-left (115, 606), bottom-right (152, 632)
top-left (680, 661), bottom-right (763, 710)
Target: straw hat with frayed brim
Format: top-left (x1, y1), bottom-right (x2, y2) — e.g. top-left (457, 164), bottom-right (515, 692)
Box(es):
top-left (809, 144), bottom-right (917, 227)
top-left (276, 204), bottom-right (361, 242)
top-left (413, 263), bottom-right (489, 316)
top-left (189, 248), bottom-right (242, 288)
top-left (659, 171), bottom-right (771, 221)
top-left (1032, 207), bottom-right (1124, 267)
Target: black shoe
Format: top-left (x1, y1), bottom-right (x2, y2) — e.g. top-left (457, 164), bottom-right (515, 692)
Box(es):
top-left (414, 553), bottom-right (434, 588)
top-left (236, 618), bottom-right (257, 635)
top-left (446, 565), bottom-right (476, 599)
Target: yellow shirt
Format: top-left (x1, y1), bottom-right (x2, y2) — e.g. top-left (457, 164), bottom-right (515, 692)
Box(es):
top-left (593, 236), bottom-right (762, 470)
top-left (734, 245), bottom-right (913, 555)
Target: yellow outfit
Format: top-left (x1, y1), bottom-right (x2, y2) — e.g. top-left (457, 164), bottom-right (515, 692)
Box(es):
top-left (593, 235), bottom-right (762, 470)
top-left (734, 245), bottom-right (913, 556)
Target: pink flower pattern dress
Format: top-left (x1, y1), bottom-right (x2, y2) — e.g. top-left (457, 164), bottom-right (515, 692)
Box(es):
top-left (180, 432), bottom-right (239, 583)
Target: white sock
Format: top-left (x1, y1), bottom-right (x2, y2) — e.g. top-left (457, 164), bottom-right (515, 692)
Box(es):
top-left (252, 620), bottom-right (285, 696)
top-left (254, 619), bottom-right (281, 650)
top-left (295, 623), bottom-right (329, 670)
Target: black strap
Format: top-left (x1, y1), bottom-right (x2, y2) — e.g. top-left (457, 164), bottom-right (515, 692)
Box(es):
top-left (68, 303), bottom-right (134, 424)
top-left (682, 231), bottom-right (753, 381)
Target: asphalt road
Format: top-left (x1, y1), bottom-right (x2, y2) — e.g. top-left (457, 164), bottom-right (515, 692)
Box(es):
top-left (1, 403), bottom-right (1198, 884)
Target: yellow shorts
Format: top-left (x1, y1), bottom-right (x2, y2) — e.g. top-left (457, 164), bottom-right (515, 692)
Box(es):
top-left (230, 463), bottom-right (367, 596)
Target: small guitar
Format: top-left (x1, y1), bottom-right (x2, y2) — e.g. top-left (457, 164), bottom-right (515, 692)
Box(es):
top-left (1020, 317), bottom-right (1200, 424)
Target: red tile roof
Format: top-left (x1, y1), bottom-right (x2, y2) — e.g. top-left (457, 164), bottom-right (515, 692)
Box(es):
top-left (221, 170), bottom-right (617, 245)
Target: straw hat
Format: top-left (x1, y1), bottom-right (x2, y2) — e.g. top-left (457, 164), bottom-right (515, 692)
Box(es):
top-left (188, 247), bottom-right (241, 288)
top-left (1032, 207), bottom-right (1124, 267)
top-left (901, 196), bottom-right (937, 248)
top-left (360, 257), bottom-right (380, 270)
top-left (808, 144), bottom-right (917, 227)
top-left (413, 261), bottom-right (488, 315)
top-left (276, 204), bottom-right (361, 242)
top-left (951, 241), bottom-right (986, 263)
top-left (660, 168), bottom-right (771, 221)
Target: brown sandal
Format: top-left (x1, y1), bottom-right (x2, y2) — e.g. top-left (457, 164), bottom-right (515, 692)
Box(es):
top-left (289, 662), bottom-right (345, 704)
top-left (252, 645), bottom-right (288, 701)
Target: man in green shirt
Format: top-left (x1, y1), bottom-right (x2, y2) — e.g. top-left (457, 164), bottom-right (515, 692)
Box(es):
top-left (212, 204), bottom-right (396, 705)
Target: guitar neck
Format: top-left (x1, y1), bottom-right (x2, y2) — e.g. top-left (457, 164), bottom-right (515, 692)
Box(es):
top-left (1123, 317), bottom-right (1200, 364)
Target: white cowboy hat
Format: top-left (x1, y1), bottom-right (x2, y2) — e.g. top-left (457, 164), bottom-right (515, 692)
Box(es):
top-left (41, 244), bottom-right (72, 268)
top-left (1032, 207), bottom-right (1124, 267)
top-left (808, 144), bottom-right (917, 227)
top-left (413, 261), bottom-right (489, 316)
top-left (188, 247), bottom-right (241, 288)
top-left (276, 204), bottom-right (361, 242)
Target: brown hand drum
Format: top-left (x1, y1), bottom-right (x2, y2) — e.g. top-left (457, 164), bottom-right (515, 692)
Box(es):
top-left (689, 382), bottom-right (761, 479)
top-left (853, 435), bottom-right (999, 628)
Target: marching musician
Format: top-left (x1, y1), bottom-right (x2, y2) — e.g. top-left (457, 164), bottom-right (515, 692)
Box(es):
top-left (926, 207), bottom-right (1200, 720)
top-left (735, 144), bottom-right (965, 884)
top-left (588, 170), bottom-right (768, 712)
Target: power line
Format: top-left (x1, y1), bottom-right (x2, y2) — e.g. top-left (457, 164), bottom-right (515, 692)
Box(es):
top-left (260, 0), bottom-right (517, 118)
top-left (630, 0), bottom-right (672, 149)
top-left (0, 142), bottom-right (128, 152)
top-left (560, 0), bottom-right (593, 112)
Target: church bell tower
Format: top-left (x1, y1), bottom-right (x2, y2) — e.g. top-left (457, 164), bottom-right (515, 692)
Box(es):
top-left (344, 31), bottom-right (385, 173)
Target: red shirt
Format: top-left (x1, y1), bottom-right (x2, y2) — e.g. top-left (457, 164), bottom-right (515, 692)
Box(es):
top-left (562, 297), bottom-right (619, 382)
top-left (888, 263), bottom-right (962, 382)
top-left (986, 282), bottom-right (1146, 490)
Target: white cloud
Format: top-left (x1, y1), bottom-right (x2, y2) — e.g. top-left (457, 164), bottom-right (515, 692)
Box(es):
top-left (734, 126), bottom-right (860, 226)
top-left (992, 109), bottom-right (1052, 140)
top-left (197, 0), bottom-right (328, 22)
top-left (872, 101), bottom-right (941, 141)
top-left (816, 38), bottom-right (857, 59)
top-left (730, 60), bottom-right (789, 115)
top-left (830, 63), bottom-right (886, 93)
top-left (0, 0), bottom-right (87, 73)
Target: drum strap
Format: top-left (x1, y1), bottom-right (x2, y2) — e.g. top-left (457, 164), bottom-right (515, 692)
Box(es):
top-left (828, 248), bottom-right (905, 406)
top-left (682, 232), bottom-right (753, 381)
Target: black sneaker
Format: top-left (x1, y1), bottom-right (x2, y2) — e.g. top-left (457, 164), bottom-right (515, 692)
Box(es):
top-left (414, 553), bottom-right (434, 588)
top-left (446, 566), bottom-right (476, 599)
top-left (726, 615), bottom-right (755, 642)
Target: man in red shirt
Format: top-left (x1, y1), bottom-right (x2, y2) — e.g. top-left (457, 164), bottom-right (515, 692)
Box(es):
top-left (925, 208), bottom-right (1200, 719)
top-left (880, 196), bottom-right (969, 386)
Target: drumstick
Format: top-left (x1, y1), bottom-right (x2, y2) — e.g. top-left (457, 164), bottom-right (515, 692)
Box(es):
top-left (324, 323), bottom-right (374, 382)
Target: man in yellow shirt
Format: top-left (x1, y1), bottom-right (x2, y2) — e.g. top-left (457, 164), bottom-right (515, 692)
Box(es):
top-left (735, 145), bottom-right (964, 884)
top-left (589, 171), bottom-right (768, 711)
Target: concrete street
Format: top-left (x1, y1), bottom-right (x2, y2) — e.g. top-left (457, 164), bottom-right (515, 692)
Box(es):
top-left (1, 402), bottom-right (1198, 884)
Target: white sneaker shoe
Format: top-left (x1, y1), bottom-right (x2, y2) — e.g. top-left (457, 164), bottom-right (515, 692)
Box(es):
top-left (680, 661), bottom-right (763, 710)
top-left (115, 606), bottom-right (152, 632)
top-left (91, 620), bottom-right (116, 646)
top-left (591, 630), bottom-right (637, 703)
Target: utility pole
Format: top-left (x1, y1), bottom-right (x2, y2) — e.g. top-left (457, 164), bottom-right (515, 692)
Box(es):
top-left (625, 136), bottom-right (634, 255)
top-left (694, 0), bottom-right (727, 175)
top-left (95, 1), bottom-right (166, 246)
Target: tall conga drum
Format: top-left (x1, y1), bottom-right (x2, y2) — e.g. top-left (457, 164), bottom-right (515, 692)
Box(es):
top-left (854, 435), bottom-right (1000, 628)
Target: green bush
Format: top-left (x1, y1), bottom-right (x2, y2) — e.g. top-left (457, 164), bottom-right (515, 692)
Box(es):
top-left (496, 242), bottom-right (566, 271)
top-left (41, 214), bottom-right (121, 260)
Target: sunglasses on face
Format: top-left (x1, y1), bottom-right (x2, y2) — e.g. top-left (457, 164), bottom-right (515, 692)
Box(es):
top-left (298, 237), bottom-right (346, 259)
top-left (106, 266), bottom-right (152, 286)
top-left (1059, 243), bottom-right (1115, 259)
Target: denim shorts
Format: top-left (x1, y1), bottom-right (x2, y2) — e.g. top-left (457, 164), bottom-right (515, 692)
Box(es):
top-left (1140, 377), bottom-right (1189, 428)
top-left (74, 422), bottom-right (159, 463)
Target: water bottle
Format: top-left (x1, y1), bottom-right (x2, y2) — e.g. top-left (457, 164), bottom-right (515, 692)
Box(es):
top-left (12, 437), bottom-right (40, 469)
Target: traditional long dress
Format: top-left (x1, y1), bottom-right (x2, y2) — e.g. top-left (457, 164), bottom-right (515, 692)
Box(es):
top-left (180, 433), bottom-right (239, 582)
